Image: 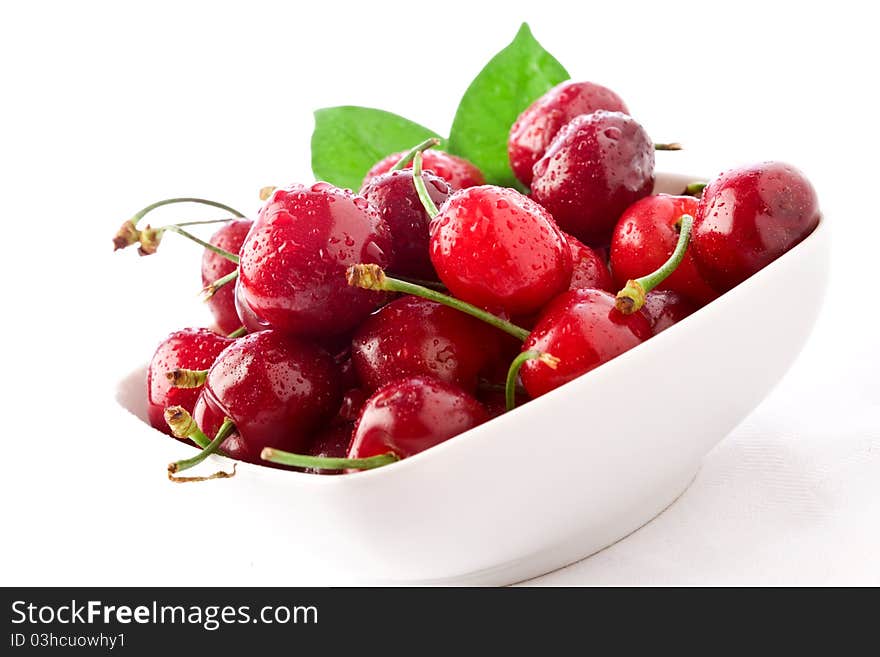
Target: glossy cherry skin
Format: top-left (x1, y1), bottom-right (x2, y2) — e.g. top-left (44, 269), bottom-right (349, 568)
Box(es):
top-left (236, 183), bottom-right (392, 337)
top-left (201, 219), bottom-right (253, 334)
top-left (348, 377), bottom-right (489, 461)
top-left (192, 331), bottom-right (341, 463)
top-left (509, 81), bottom-right (629, 187)
top-left (352, 296), bottom-right (499, 394)
top-left (564, 232), bottom-right (614, 292)
top-left (531, 111), bottom-right (655, 247)
top-left (642, 290), bottom-right (696, 334)
top-left (520, 288), bottom-right (653, 398)
top-left (360, 169), bottom-right (451, 280)
top-left (610, 194), bottom-right (718, 305)
top-left (363, 149), bottom-right (484, 191)
top-left (430, 185), bottom-right (572, 315)
top-left (692, 162), bottom-right (820, 293)
top-left (147, 328), bottom-right (233, 435)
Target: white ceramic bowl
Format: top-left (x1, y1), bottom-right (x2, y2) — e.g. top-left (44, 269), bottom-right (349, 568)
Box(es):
top-left (116, 172), bottom-right (830, 585)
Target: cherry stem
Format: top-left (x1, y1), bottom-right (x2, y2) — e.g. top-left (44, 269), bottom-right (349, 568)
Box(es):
top-left (346, 264), bottom-right (530, 341)
top-left (157, 225), bottom-right (240, 263)
top-left (411, 152), bottom-right (440, 219)
top-left (166, 368), bottom-right (208, 389)
top-left (168, 418), bottom-right (236, 481)
top-left (259, 186), bottom-right (277, 201)
top-left (389, 137), bottom-right (441, 171)
top-left (261, 447), bottom-right (399, 471)
top-left (131, 197), bottom-right (246, 228)
top-left (654, 143), bottom-right (682, 151)
top-left (506, 351), bottom-right (558, 411)
top-left (164, 406), bottom-right (211, 448)
top-left (394, 275), bottom-right (447, 292)
top-left (227, 326), bottom-right (247, 339)
top-left (616, 214), bottom-right (694, 314)
top-left (684, 182), bottom-right (707, 197)
top-left (202, 268), bottom-right (239, 300)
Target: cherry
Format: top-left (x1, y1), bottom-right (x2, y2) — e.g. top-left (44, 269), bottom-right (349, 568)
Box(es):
top-left (360, 169), bottom-right (451, 280)
top-left (191, 330), bottom-right (341, 463)
top-left (692, 162), bottom-right (820, 293)
top-left (363, 149), bottom-right (484, 190)
top-left (531, 110), bottom-right (655, 247)
top-left (642, 290), bottom-right (696, 334)
top-left (339, 387), bottom-right (368, 422)
top-left (236, 183), bottom-right (392, 337)
top-left (347, 377), bottom-right (489, 461)
top-left (201, 219), bottom-right (253, 333)
top-left (146, 328), bottom-right (232, 435)
top-left (351, 296), bottom-right (499, 394)
top-left (508, 81), bottom-right (629, 187)
top-left (520, 289), bottom-right (653, 397)
top-left (425, 181), bottom-right (572, 316)
top-left (565, 232), bottom-right (614, 292)
top-left (610, 194), bottom-right (718, 305)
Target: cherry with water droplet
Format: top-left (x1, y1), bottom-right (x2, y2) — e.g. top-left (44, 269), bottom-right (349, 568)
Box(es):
top-left (508, 81), bottom-right (629, 187)
top-left (424, 180), bottom-right (572, 316)
top-left (565, 232), bottom-right (614, 292)
top-left (360, 169), bottom-right (451, 280)
top-left (351, 296), bottom-right (500, 393)
top-left (692, 162), bottom-right (820, 293)
top-left (147, 328), bottom-right (232, 435)
top-left (610, 194), bottom-right (717, 305)
top-left (642, 290), bottom-right (696, 334)
top-left (531, 110), bottom-right (655, 247)
top-left (236, 183), bottom-right (392, 337)
top-left (347, 377), bottom-right (489, 461)
top-left (191, 330), bottom-right (341, 463)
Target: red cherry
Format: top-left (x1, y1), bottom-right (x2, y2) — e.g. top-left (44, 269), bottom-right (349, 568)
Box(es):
top-left (509, 81), bottom-right (629, 186)
top-left (348, 377), bottom-right (489, 461)
top-left (360, 169), bottom-right (451, 280)
top-left (363, 149), bottom-right (484, 190)
top-left (520, 289), bottom-right (652, 397)
top-left (642, 290), bottom-right (696, 334)
top-left (351, 296), bottom-right (499, 394)
top-left (531, 111), bottom-right (655, 247)
top-left (192, 330), bottom-right (341, 463)
top-left (236, 183), bottom-right (392, 337)
top-left (610, 194), bottom-right (718, 305)
top-left (692, 162), bottom-right (820, 292)
top-left (429, 185), bottom-right (572, 315)
top-left (338, 387), bottom-right (367, 422)
top-left (201, 219), bottom-right (252, 333)
top-left (147, 328), bottom-right (232, 435)
top-left (564, 232), bottom-right (614, 292)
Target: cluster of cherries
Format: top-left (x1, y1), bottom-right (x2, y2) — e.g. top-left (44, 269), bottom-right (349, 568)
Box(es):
top-left (115, 80), bottom-right (820, 481)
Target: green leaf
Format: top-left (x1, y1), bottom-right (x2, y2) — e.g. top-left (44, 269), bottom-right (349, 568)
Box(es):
top-left (311, 106), bottom-right (444, 191)
top-left (448, 23), bottom-right (570, 188)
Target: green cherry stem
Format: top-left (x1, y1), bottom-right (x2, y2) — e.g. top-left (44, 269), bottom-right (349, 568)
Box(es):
top-left (654, 143), bottom-right (683, 151)
top-left (132, 197), bottom-right (246, 227)
top-left (202, 268), bottom-right (239, 300)
top-left (684, 182), bottom-right (707, 197)
top-left (506, 351), bottom-right (559, 411)
top-left (346, 264), bottom-right (530, 341)
top-left (412, 151), bottom-right (440, 220)
top-left (261, 447), bottom-right (399, 471)
top-left (149, 225), bottom-right (240, 262)
top-left (168, 418), bottom-right (236, 482)
top-left (166, 367), bottom-right (209, 389)
top-left (389, 137), bottom-right (441, 171)
top-left (227, 326), bottom-right (247, 339)
top-left (164, 406), bottom-right (211, 448)
top-left (615, 213), bottom-right (694, 314)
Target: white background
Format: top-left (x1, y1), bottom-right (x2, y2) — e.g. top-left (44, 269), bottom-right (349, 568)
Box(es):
top-left (1, 1), bottom-right (877, 585)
